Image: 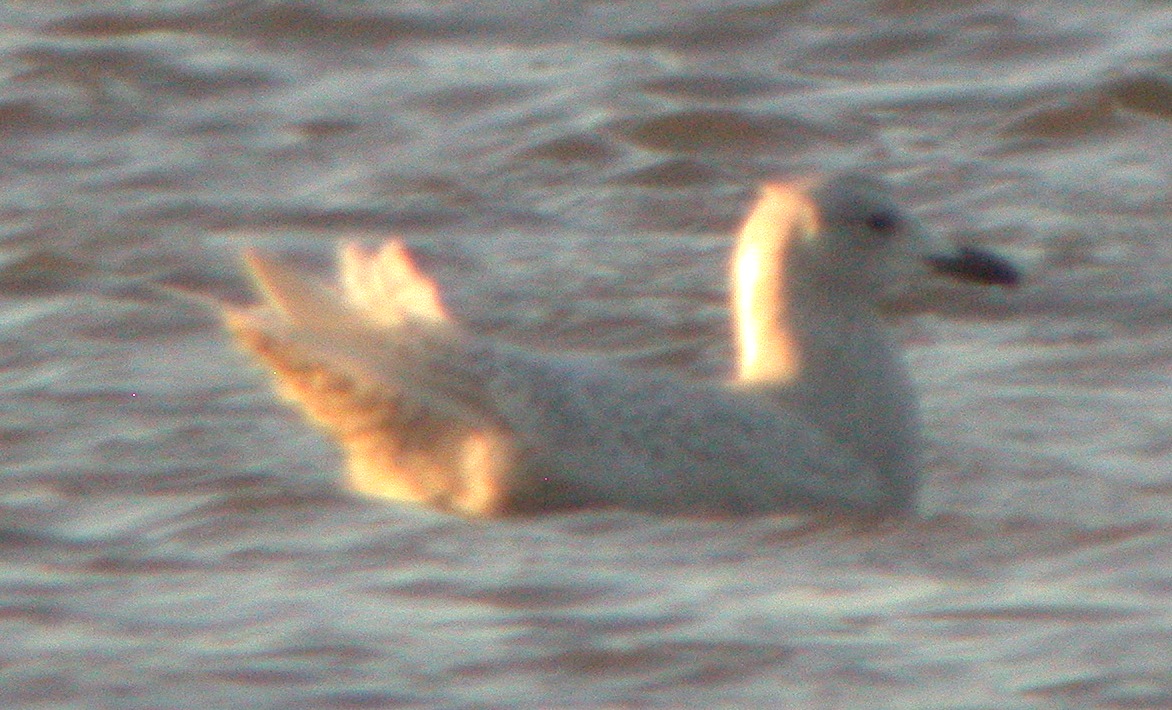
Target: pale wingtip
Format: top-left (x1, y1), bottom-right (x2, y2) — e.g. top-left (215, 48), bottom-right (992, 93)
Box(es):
top-left (240, 247), bottom-right (287, 307)
top-left (145, 281), bottom-right (228, 313)
top-left (239, 247), bottom-right (354, 327)
top-left (141, 275), bottom-right (283, 342)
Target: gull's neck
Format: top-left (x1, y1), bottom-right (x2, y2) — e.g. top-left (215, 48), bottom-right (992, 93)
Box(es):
top-left (730, 185), bottom-right (919, 511)
top-left (732, 185), bottom-right (814, 384)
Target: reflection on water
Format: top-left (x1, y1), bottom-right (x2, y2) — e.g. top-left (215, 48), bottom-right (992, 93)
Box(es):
top-left (1, 1), bottom-right (1170, 707)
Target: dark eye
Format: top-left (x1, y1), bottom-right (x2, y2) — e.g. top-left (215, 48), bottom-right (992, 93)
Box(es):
top-left (864, 210), bottom-right (898, 233)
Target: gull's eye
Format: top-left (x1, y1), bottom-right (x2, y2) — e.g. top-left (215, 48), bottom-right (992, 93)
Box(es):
top-left (864, 210), bottom-right (898, 233)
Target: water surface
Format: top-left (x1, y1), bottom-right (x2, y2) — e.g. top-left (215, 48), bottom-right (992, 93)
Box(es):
top-left (2, 1), bottom-right (1170, 707)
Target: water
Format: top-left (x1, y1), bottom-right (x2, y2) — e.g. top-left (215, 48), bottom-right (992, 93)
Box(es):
top-left (1, 1), bottom-right (1170, 707)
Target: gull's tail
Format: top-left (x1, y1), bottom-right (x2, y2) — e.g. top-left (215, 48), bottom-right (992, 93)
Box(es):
top-left (222, 241), bottom-right (519, 516)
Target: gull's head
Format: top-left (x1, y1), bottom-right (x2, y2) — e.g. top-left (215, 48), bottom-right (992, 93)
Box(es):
top-left (769, 172), bottom-right (1020, 295)
top-left (732, 171), bottom-right (1018, 382)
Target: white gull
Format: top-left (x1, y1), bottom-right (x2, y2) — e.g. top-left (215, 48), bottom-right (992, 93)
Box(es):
top-left (222, 173), bottom-right (1018, 518)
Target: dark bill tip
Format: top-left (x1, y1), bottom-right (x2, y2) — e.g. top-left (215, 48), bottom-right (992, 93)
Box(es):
top-left (927, 246), bottom-right (1020, 287)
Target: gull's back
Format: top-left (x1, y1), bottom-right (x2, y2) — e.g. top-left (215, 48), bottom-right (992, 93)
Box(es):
top-left (225, 247), bottom-right (885, 517)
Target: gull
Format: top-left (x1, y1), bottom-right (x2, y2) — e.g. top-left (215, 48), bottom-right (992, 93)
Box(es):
top-left (221, 173), bottom-right (1018, 518)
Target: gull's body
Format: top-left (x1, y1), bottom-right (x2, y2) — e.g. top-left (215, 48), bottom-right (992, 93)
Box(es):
top-left (224, 173), bottom-right (1017, 518)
